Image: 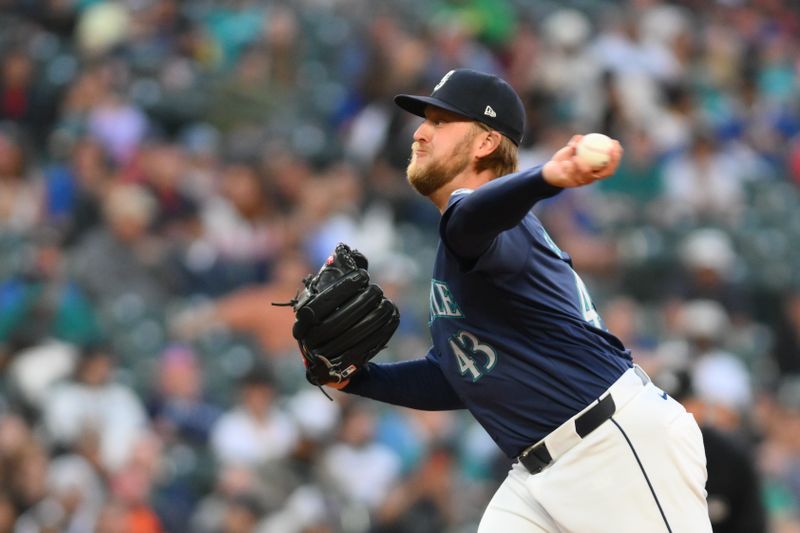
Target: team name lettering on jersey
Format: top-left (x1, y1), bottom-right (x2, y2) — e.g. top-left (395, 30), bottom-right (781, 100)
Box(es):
top-left (541, 227), bottom-right (564, 257)
top-left (429, 279), bottom-right (464, 324)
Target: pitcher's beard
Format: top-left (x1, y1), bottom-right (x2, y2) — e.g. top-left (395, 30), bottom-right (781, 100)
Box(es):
top-left (406, 140), bottom-right (473, 197)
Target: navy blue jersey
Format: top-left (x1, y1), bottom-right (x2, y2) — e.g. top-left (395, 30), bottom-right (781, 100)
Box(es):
top-left (426, 189), bottom-right (632, 456)
top-left (345, 169), bottom-right (632, 458)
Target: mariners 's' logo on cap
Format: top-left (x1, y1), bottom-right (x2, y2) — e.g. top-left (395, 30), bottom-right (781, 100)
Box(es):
top-left (433, 70), bottom-right (455, 92)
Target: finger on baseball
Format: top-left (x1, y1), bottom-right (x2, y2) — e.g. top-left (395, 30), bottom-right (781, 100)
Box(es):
top-left (560, 160), bottom-right (576, 180)
top-left (552, 145), bottom-right (573, 162)
top-left (572, 155), bottom-right (594, 176)
top-left (611, 141), bottom-right (624, 166)
top-left (567, 135), bottom-right (581, 154)
top-left (594, 165), bottom-right (615, 180)
top-left (599, 141), bottom-right (623, 177)
top-left (607, 140), bottom-right (622, 164)
top-left (594, 161), bottom-right (615, 179)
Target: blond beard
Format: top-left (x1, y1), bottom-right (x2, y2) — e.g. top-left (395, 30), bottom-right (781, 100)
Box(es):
top-left (406, 133), bottom-right (475, 196)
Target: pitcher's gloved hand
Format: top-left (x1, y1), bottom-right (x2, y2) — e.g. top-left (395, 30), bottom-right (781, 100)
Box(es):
top-left (289, 243), bottom-right (399, 386)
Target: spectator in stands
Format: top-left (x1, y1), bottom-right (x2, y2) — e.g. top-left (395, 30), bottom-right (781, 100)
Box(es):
top-left (373, 442), bottom-right (458, 533)
top-left (202, 160), bottom-right (286, 290)
top-left (0, 125), bottom-right (41, 233)
top-left (661, 131), bottom-right (747, 224)
top-left (70, 182), bottom-right (168, 308)
top-left (148, 344), bottom-right (222, 446)
top-left (772, 290), bottom-right (800, 376)
top-left (320, 400), bottom-right (401, 511)
top-left (44, 136), bottom-right (112, 247)
top-left (667, 371), bottom-right (767, 533)
top-left (0, 48), bottom-right (53, 146)
top-left (41, 343), bottom-right (149, 473)
top-left (210, 365), bottom-right (298, 467)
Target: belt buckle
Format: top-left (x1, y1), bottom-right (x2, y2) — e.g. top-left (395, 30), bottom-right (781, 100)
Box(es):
top-left (519, 443), bottom-right (552, 474)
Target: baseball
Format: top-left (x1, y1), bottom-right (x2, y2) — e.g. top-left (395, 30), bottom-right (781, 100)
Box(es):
top-left (576, 133), bottom-right (613, 169)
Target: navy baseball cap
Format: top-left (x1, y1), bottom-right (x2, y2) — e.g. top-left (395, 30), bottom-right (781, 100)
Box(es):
top-left (395, 69), bottom-right (525, 145)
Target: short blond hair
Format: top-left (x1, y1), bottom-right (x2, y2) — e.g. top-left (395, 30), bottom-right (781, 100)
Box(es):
top-left (473, 122), bottom-right (519, 178)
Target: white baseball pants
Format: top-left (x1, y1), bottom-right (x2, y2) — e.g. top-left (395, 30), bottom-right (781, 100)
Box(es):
top-left (478, 367), bottom-right (711, 532)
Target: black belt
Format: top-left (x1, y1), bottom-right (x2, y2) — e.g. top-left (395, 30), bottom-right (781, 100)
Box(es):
top-left (518, 393), bottom-right (616, 474)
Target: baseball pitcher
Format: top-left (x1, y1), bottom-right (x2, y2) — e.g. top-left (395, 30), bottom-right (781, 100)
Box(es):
top-left (287, 69), bottom-right (711, 532)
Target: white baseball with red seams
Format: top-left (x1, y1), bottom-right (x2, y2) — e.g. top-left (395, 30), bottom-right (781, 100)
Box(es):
top-left (576, 133), bottom-right (613, 169)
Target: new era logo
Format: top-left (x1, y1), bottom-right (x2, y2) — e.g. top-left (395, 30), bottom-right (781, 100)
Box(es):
top-left (484, 105), bottom-right (496, 118)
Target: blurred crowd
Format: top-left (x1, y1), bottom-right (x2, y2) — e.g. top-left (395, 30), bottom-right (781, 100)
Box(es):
top-left (0, 0), bottom-right (799, 531)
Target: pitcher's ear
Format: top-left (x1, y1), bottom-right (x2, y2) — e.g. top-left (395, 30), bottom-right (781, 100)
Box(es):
top-left (476, 129), bottom-right (502, 158)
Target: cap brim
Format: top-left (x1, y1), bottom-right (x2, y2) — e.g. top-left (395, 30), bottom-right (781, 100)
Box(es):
top-left (394, 94), bottom-right (472, 120)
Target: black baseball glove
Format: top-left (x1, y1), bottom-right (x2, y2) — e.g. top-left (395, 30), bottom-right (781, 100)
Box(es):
top-left (287, 243), bottom-right (399, 387)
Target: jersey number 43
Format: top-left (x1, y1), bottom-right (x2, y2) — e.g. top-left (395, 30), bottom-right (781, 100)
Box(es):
top-left (449, 330), bottom-right (497, 382)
